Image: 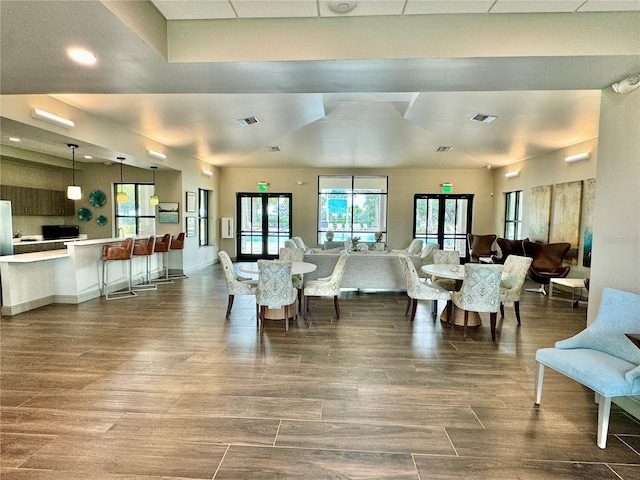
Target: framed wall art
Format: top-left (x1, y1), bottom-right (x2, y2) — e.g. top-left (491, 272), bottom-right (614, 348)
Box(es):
top-left (158, 202), bottom-right (179, 223)
top-left (186, 191), bottom-right (196, 212)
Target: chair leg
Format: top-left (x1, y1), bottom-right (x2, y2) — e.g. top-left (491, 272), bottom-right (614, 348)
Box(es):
top-left (535, 363), bottom-right (545, 405)
top-left (526, 284), bottom-right (547, 295)
top-left (284, 305), bottom-right (290, 332)
top-left (258, 306), bottom-right (266, 333)
top-left (304, 295), bottom-right (309, 318)
top-left (490, 312), bottom-right (497, 341)
top-left (405, 296), bottom-right (411, 316)
top-left (597, 396), bottom-right (612, 449)
top-left (410, 298), bottom-right (418, 322)
top-left (226, 295), bottom-right (234, 319)
top-left (463, 311), bottom-right (469, 337)
top-left (514, 301), bottom-right (521, 324)
top-left (333, 295), bottom-right (340, 319)
top-left (499, 303), bottom-right (505, 318)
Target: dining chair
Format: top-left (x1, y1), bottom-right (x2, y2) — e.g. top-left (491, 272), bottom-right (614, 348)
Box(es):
top-left (431, 249), bottom-right (460, 291)
top-left (391, 238), bottom-right (423, 255)
top-left (303, 254), bottom-right (348, 319)
top-left (418, 242), bottom-right (439, 280)
top-left (451, 264), bottom-right (503, 340)
top-left (279, 246), bottom-right (305, 308)
top-left (499, 255), bottom-right (533, 324)
top-left (398, 254), bottom-right (451, 321)
top-left (256, 260), bottom-right (297, 332)
top-left (218, 251), bottom-right (258, 319)
top-left (101, 237), bottom-right (137, 300)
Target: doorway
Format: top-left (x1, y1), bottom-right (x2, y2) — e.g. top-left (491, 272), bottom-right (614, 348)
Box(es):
top-left (236, 192), bottom-right (292, 261)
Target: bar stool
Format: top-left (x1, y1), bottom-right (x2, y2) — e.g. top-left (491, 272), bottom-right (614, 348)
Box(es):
top-left (132, 236), bottom-right (157, 291)
top-left (152, 233), bottom-right (173, 284)
top-left (101, 237), bottom-right (137, 300)
top-left (168, 232), bottom-right (188, 279)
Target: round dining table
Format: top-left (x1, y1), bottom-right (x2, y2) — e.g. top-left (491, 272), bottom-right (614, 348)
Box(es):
top-left (238, 261), bottom-right (317, 320)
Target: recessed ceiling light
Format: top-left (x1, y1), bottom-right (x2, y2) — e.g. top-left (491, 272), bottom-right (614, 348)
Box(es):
top-left (328, 0), bottom-right (358, 13)
top-left (8, 137), bottom-right (20, 142)
top-left (470, 113), bottom-right (497, 123)
top-left (66, 47), bottom-right (97, 66)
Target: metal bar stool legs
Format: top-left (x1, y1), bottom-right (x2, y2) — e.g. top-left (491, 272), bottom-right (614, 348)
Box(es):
top-left (151, 234), bottom-right (174, 284)
top-left (101, 238), bottom-right (137, 300)
top-left (168, 232), bottom-right (188, 280)
top-left (132, 236), bottom-right (157, 291)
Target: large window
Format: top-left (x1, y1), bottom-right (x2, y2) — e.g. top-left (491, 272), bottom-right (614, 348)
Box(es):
top-left (413, 194), bottom-right (473, 261)
top-left (317, 175), bottom-right (388, 244)
top-left (504, 190), bottom-right (523, 239)
top-left (198, 188), bottom-right (209, 246)
top-left (114, 183), bottom-right (155, 237)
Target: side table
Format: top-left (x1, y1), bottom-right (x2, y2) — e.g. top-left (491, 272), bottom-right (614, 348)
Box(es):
top-left (549, 278), bottom-right (588, 308)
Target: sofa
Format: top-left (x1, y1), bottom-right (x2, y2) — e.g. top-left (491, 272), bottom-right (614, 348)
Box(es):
top-left (303, 251), bottom-right (420, 290)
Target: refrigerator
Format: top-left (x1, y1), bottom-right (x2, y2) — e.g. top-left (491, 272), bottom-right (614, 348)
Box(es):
top-left (0, 200), bottom-right (14, 256)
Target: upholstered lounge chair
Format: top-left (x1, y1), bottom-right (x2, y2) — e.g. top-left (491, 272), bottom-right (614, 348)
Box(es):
top-left (491, 237), bottom-right (527, 264)
top-left (535, 288), bottom-right (640, 448)
top-left (467, 233), bottom-right (497, 263)
top-left (391, 239), bottom-right (424, 255)
top-left (523, 240), bottom-right (571, 294)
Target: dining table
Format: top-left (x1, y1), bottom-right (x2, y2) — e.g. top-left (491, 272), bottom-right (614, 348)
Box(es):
top-left (238, 261), bottom-right (317, 320)
top-left (421, 263), bottom-right (506, 327)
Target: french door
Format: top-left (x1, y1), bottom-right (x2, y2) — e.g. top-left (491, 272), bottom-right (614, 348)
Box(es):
top-left (413, 194), bottom-right (473, 262)
top-left (236, 192), bottom-right (292, 261)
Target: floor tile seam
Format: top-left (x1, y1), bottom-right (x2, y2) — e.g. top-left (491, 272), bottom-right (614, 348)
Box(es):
top-left (469, 407), bottom-right (487, 429)
top-left (316, 416), bottom-right (486, 431)
top-left (614, 434), bottom-right (640, 456)
top-left (211, 444), bottom-right (230, 480)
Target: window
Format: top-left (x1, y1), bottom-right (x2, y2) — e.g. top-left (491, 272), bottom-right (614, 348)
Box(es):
top-left (413, 194), bottom-right (473, 261)
top-left (504, 190), bottom-right (523, 239)
top-left (114, 183), bottom-right (155, 237)
top-left (198, 188), bottom-right (209, 246)
top-left (317, 175), bottom-right (388, 244)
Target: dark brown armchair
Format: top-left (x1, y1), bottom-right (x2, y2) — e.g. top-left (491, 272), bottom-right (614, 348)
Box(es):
top-left (491, 237), bottom-right (527, 264)
top-left (523, 240), bottom-right (571, 294)
top-left (467, 233), bottom-right (497, 263)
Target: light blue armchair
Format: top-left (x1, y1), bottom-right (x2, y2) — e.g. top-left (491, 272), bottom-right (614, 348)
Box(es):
top-left (535, 287), bottom-right (640, 448)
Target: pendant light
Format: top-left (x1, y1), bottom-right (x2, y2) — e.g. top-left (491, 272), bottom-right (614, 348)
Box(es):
top-left (66, 143), bottom-right (82, 200)
top-left (150, 166), bottom-right (159, 205)
top-left (116, 157), bottom-right (127, 203)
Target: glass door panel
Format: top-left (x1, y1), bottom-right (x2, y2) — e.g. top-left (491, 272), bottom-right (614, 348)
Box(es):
top-left (237, 193), bottom-right (292, 261)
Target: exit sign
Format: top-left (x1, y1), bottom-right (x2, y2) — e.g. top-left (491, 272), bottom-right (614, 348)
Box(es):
top-left (441, 183), bottom-right (453, 193)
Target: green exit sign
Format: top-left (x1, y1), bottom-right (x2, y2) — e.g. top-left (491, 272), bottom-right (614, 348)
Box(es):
top-left (441, 183), bottom-right (453, 193)
top-left (257, 182), bottom-right (269, 192)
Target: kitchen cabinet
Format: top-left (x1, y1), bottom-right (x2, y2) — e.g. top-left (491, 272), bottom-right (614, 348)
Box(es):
top-left (0, 185), bottom-right (74, 216)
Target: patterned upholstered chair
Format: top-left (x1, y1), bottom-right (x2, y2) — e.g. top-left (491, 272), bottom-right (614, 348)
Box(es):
top-left (431, 249), bottom-right (461, 291)
top-left (218, 251), bottom-right (257, 319)
top-left (391, 238), bottom-right (424, 255)
top-left (279, 247), bottom-right (305, 307)
top-left (451, 264), bottom-right (503, 340)
top-left (101, 237), bottom-right (137, 300)
top-left (398, 254), bottom-right (451, 321)
top-left (535, 288), bottom-right (640, 448)
top-left (418, 242), bottom-right (439, 280)
top-left (499, 255), bottom-right (533, 324)
top-left (467, 233), bottom-right (497, 263)
top-left (256, 260), bottom-right (297, 332)
top-left (303, 254), bottom-right (348, 319)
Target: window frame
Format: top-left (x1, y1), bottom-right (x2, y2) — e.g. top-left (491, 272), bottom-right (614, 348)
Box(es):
top-left (198, 188), bottom-right (209, 247)
top-left (317, 175), bottom-right (388, 244)
top-left (504, 190), bottom-right (523, 240)
top-left (113, 182), bottom-right (156, 237)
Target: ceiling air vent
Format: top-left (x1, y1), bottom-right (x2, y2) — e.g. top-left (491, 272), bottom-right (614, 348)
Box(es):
top-left (436, 146), bottom-right (452, 152)
top-left (236, 116), bottom-right (260, 126)
top-left (470, 113), bottom-right (497, 123)
top-left (266, 146), bottom-right (281, 152)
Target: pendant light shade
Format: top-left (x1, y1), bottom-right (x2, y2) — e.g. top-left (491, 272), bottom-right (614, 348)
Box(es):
top-left (66, 143), bottom-right (82, 200)
top-left (150, 166), bottom-right (159, 205)
top-left (116, 157), bottom-right (127, 203)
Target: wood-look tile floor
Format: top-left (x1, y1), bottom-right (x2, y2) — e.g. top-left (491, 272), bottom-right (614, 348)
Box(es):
top-left (2, 264), bottom-right (639, 479)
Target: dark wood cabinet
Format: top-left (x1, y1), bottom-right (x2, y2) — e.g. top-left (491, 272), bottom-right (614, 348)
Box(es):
top-left (0, 185), bottom-right (75, 216)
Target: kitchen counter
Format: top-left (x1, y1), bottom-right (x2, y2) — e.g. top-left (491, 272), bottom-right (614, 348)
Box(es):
top-left (0, 237), bottom-right (163, 316)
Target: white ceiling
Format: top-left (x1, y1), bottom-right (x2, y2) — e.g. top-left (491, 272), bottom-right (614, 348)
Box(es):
top-left (1, 1), bottom-right (638, 171)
